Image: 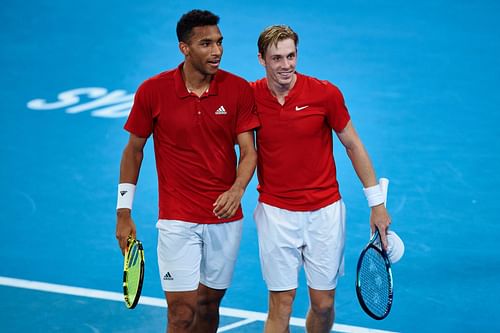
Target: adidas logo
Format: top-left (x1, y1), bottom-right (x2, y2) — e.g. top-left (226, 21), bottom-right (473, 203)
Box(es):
top-left (215, 106), bottom-right (227, 115)
top-left (163, 272), bottom-right (173, 281)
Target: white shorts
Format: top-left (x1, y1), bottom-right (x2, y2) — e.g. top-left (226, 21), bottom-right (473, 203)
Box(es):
top-left (254, 201), bottom-right (346, 291)
top-left (156, 219), bottom-right (243, 292)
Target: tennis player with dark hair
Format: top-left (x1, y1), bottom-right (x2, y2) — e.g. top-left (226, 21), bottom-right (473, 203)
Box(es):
top-left (115, 9), bottom-right (259, 332)
top-left (251, 25), bottom-right (391, 332)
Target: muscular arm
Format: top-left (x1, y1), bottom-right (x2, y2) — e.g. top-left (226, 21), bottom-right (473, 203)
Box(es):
top-left (115, 133), bottom-right (147, 254)
top-left (336, 120), bottom-right (391, 247)
top-left (213, 131), bottom-right (258, 219)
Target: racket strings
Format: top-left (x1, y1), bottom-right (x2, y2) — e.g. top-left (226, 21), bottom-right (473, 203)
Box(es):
top-left (124, 242), bottom-right (143, 305)
top-left (129, 245), bottom-right (139, 266)
top-left (358, 248), bottom-right (391, 317)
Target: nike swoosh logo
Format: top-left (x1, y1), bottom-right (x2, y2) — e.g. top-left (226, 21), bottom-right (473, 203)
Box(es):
top-left (295, 105), bottom-right (309, 111)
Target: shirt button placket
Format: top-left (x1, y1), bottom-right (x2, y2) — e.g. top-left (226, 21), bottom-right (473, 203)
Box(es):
top-left (195, 99), bottom-right (202, 124)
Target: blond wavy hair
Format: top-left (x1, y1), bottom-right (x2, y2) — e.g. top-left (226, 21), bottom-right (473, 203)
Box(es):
top-left (257, 25), bottom-right (299, 57)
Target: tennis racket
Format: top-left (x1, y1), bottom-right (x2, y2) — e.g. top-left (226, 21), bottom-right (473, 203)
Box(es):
top-left (123, 237), bottom-right (145, 309)
top-left (355, 178), bottom-right (393, 320)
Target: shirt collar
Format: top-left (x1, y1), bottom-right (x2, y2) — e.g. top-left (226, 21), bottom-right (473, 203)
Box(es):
top-left (174, 62), bottom-right (220, 98)
top-left (262, 71), bottom-right (303, 102)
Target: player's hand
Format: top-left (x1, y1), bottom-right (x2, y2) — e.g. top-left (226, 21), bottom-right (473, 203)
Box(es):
top-left (116, 209), bottom-right (137, 255)
top-left (213, 186), bottom-right (244, 219)
top-left (370, 204), bottom-right (391, 250)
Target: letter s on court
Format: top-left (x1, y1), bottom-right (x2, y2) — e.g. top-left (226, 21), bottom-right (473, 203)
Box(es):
top-left (27, 87), bottom-right (109, 110)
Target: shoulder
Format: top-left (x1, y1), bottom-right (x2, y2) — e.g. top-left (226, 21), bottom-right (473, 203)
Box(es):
top-left (215, 69), bottom-right (251, 88)
top-left (299, 73), bottom-right (340, 91)
top-left (132, 69), bottom-right (177, 105)
top-left (249, 77), bottom-right (267, 92)
top-left (298, 73), bottom-right (344, 99)
top-left (139, 69), bottom-right (175, 90)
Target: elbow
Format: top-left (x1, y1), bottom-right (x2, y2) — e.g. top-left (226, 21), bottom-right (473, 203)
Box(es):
top-left (247, 148), bottom-right (258, 168)
top-left (134, 150), bottom-right (144, 164)
top-left (345, 143), bottom-right (363, 160)
top-left (242, 147), bottom-right (258, 168)
top-left (251, 147), bottom-right (258, 162)
top-left (123, 143), bottom-right (144, 164)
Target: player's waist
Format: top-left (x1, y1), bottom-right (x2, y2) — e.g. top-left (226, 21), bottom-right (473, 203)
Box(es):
top-left (158, 193), bottom-right (244, 224)
top-left (258, 187), bottom-right (341, 211)
top-left (158, 209), bottom-right (243, 224)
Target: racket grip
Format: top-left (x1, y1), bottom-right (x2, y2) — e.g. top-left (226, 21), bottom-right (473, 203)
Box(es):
top-left (379, 178), bottom-right (389, 207)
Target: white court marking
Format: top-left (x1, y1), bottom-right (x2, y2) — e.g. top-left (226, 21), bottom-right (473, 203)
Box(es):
top-left (0, 276), bottom-right (398, 333)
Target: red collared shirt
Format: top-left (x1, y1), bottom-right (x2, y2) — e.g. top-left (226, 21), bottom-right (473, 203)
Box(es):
top-left (252, 73), bottom-right (350, 211)
top-left (125, 63), bottom-right (260, 223)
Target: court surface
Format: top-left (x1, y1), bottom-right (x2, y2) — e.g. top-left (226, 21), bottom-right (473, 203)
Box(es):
top-left (1, 0), bottom-right (499, 332)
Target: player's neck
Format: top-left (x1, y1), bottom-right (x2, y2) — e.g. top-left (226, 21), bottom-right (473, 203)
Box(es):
top-left (267, 73), bottom-right (297, 105)
top-left (182, 62), bottom-right (212, 96)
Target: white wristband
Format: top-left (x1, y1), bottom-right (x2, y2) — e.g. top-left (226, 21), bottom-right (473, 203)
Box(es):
top-left (117, 183), bottom-right (136, 210)
top-left (363, 183), bottom-right (384, 207)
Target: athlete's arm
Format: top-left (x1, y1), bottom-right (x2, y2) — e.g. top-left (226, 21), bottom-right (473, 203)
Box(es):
top-left (336, 120), bottom-right (391, 248)
top-left (213, 130), bottom-right (257, 219)
top-left (116, 133), bottom-right (147, 254)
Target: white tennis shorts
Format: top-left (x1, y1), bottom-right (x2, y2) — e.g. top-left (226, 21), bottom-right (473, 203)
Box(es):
top-left (254, 200), bottom-right (346, 291)
top-left (156, 219), bottom-right (243, 292)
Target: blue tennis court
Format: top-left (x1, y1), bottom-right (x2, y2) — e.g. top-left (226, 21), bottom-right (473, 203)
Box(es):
top-left (1, 0), bottom-right (499, 332)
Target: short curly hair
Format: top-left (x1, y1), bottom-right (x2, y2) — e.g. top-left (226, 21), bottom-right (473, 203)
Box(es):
top-left (176, 9), bottom-right (220, 43)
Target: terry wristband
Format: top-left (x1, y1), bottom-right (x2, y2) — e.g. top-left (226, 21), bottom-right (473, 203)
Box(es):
top-left (117, 183), bottom-right (136, 210)
top-left (363, 183), bottom-right (385, 207)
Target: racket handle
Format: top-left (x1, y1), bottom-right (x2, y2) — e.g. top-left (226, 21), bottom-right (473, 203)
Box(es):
top-left (379, 178), bottom-right (389, 207)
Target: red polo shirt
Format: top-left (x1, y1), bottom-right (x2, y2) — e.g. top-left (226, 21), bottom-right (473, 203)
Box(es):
top-left (252, 73), bottom-right (350, 211)
top-left (125, 63), bottom-right (260, 223)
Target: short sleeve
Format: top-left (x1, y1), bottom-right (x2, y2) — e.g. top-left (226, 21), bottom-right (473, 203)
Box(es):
top-left (235, 81), bottom-right (260, 134)
top-left (124, 81), bottom-right (153, 138)
top-left (325, 83), bottom-right (351, 133)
